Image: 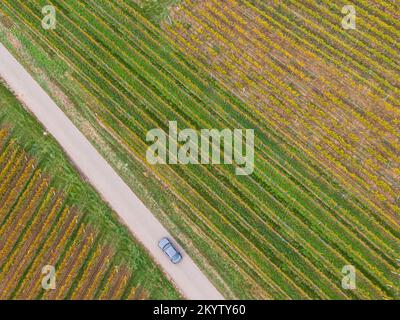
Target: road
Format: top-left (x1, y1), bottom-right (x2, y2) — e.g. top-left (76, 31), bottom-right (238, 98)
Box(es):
top-left (0, 43), bottom-right (224, 300)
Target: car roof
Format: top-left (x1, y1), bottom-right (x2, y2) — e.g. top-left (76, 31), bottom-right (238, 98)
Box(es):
top-left (165, 244), bottom-right (178, 258)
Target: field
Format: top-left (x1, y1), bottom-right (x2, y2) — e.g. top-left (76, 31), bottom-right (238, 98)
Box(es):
top-left (0, 82), bottom-right (179, 299)
top-left (0, 0), bottom-right (399, 299)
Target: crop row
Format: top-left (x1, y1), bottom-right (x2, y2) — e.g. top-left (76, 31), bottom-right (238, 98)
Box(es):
top-left (173, 0), bottom-right (399, 210)
top-left (1, 0), bottom-right (398, 298)
top-left (0, 131), bottom-right (146, 299)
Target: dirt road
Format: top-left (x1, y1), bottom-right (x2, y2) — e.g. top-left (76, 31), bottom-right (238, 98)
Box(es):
top-left (0, 43), bottom-right (224, 300)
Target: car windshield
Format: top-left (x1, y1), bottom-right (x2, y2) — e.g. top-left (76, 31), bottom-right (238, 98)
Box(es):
top-left (159, 238), bottom-right (169, 249)
top-left (172, 253), bottom-right (181, 263)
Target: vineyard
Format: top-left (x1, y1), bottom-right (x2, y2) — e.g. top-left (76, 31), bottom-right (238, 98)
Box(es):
top-left (0, 0), bottom-right (399, 299)
top-left (165, 0), bottom-right (400, 219)
top-left (0, 83), bottom-right (179, 299)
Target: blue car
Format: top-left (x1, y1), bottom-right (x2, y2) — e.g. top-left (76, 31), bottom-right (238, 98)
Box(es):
top-left (158, 237), bottom-right (182, 264)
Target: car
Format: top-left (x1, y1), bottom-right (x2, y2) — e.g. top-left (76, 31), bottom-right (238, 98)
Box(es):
top-left (158, 237), bottom-right (182, 264)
